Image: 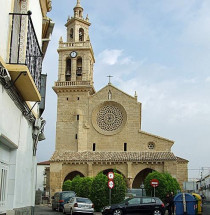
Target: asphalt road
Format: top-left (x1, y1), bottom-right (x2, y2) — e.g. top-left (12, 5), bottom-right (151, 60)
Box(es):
top-left (35, 203), bottom-right (210, 215)
top-left (34, 205), bottom-right (61, 215)
top-left (202, 201), bottom-right (210, 215)
top-left (34, 206), bottom-right (101, 215)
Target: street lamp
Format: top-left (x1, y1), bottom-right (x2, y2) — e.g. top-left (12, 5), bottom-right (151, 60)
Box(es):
top-left (140, 182), bottom-right (145, 196)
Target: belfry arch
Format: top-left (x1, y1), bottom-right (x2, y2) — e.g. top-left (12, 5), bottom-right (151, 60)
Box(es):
top-left (132, 168), bottom-right (154, 188)
top-left (64, 171), bottom-right (85, 182)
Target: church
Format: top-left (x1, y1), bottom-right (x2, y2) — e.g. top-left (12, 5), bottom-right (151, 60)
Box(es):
top-left (50, 0), bottom-right (188, 194)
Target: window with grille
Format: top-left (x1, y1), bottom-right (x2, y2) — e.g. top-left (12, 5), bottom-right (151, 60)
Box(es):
top-left (0, 162), bottom-right (8, 210)
top-left (148, 142), bottom-right (155, 150)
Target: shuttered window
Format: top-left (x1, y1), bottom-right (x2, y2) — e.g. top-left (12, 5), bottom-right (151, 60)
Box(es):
top-left (0, 162), bottom-right (8, 209)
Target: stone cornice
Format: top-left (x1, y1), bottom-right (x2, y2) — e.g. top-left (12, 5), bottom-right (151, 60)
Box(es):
top-left (52, 83), bottom-right (95, 95)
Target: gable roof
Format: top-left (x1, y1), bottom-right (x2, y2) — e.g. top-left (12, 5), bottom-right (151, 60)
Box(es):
top-left (91, 84), bottom-right (139, 101)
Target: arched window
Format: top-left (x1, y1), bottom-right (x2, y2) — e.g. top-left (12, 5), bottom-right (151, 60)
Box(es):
top-left (76, 57), bottom-right (82, 78)
top-left (79, 28), bottom-right (84, 41)
top-left (70, 28), bottom-right (73, 39)
top-left (66, 58), bottom-right (71, 81)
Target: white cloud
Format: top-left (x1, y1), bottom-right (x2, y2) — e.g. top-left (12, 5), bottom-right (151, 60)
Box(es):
top-left (180, 1), bottom-right (210, 46)
top-left (98, 49), bottom-right (123, 65)
top-left (183, 78), bottom-right (197, 84)
top-left (205, 77), bottom-right (210, 83)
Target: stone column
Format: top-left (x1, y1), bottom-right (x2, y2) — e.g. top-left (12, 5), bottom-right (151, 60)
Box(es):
top-left (87, 162), bottom-right (93, 177)
top-left (50, 162), bottom-right (63, 196)
top-left (127, 162), bottom-right (133, 188)
top-left (71, 58), bottom-right (77, 81)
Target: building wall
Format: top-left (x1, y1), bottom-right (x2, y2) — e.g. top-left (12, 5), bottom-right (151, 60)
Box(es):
top-left (0, 0), bottom-right (52, 214)
top-left (55, 85), bottom-right (174, 153)
top-left (196, 175), bottom-right (210, 201)
top-left (0, 0), bottom-right (12, 61)
top-left (50, 160), bottom-right (185, 195)
top-left (29, 0), bottom-right (43, 45)
top-left (0, 81), bottom-right (37, 214)
top-left (36, 165), bottom-right (49, 191)
top-left (176, 162), bottom-right (188, 189)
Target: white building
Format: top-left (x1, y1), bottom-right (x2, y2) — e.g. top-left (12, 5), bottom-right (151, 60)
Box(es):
top-left (196, 174), bottom-right (210, 201)
top-left (36, 161), bottom-right (50, 193)
top-left (0, 0), bottom-right (54, 214)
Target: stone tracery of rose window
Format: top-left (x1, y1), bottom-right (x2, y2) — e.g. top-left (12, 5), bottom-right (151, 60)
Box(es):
top-left (96, 105), bottom-right (123, 131)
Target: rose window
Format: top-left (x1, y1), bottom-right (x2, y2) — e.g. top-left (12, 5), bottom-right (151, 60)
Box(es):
top-left (97, 105), bottom-right (123, 131)
top-left (148, 142), bottom-right (155, 150)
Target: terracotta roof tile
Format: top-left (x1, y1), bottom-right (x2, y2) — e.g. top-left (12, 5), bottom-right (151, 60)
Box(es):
top-left (176, 156), bottom-right (189, 163)
top-left (50, 151), bottom-right (177, 162)
top-left (37, 161), bottom-right (50, 165)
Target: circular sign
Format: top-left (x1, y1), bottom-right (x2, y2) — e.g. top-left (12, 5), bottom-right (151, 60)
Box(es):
top-left (108, 172), bottom-right (114, 180)
top-left (150, 179), bottom-right (159, 188)
top-left (108, 180), bottom-right (114, 189)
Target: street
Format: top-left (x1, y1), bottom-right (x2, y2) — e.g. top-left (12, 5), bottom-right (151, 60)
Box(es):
top-left (35, 205), bottom-right (61, 215)
top-left (35, 202), bottom-right (210, 215)
top-left (34, 205), bottom-right (101, 215)
top-left (202, 201), bottom-right (210, 215)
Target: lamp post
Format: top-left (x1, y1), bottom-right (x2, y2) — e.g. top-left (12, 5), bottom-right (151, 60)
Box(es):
top-left (140, 182), bottom-right (144, 196)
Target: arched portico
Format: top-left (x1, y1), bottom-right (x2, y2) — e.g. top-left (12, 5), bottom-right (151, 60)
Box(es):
top-left (101, 168), bottom-right (125, 177)
top-left (132, 168), bottom-right (154, 188)
top-left (64, 171), bottom-right (85, 182)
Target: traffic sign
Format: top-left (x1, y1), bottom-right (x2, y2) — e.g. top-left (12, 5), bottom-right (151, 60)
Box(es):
top-left (150, 179), bottom-right (159, 188)
top-left (108, 180), bottom-right (114, 189)
top-left (108, 172), bottom-right (114, 180)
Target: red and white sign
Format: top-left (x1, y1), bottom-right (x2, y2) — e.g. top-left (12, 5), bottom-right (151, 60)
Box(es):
top-left (108, 180), bottom-right (114, 189)
top-left (150, 179), bottom-right (159, 188)
top-left (108, 172), bottom-right (114, 180)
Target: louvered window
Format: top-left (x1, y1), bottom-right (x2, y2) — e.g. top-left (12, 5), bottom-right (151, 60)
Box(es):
top-left (0, 162), bottom-right (8, 210)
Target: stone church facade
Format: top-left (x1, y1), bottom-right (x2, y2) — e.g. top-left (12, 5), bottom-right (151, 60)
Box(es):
top-left (50, 0), bottom-right (188, 194)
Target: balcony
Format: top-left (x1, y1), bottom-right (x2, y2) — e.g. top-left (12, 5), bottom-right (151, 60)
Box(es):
top-left (7, 12), bottom-right (42, 102)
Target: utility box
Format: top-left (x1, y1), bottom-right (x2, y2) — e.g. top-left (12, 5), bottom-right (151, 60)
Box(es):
top-left (174, 193), bottom-right (197, 215)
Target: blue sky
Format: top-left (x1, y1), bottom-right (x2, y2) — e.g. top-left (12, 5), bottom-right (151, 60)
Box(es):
top-left (37, 0), bottom-right (210, 180)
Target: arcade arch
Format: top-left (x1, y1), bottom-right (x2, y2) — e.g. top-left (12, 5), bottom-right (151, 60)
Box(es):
top-left (63, 171), bottom-right (85, 182)
top-left (132, 168), bottom-right (154, 188)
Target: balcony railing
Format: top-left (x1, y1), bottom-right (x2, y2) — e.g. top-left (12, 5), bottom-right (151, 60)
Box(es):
top-left (55, 81), bottom-right (91, 87)
top-left (59, 41), bottom-right (92, 49)
top-left (9, 11), bottom-right (43, 91)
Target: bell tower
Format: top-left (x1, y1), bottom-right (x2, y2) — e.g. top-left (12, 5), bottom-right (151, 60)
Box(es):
top-left (55, 0), bottom-right (95, 88)
top-left (53, 0), bottom-right (95, 152)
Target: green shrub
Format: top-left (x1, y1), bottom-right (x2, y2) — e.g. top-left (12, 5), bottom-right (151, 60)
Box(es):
top-left (79, 177), bottom-right (93, 199)
top-left (62, 180), bottom-right (72, 191)
top-left (111, 173), bottom-right (127, 204)
top-left (61, 172), bottom-right (127, 212)
top-left (71, 175), bottom-right (82, 195)
top-left (144, 171), bottom-right (180, 201)
top-left (90, 173), bottom-right (109, 211)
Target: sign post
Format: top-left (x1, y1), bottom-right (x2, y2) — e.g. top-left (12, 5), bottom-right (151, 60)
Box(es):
top-left (108, 172), bottom-right (114, 205)
top-left (150, 179), bottom-right (159, 197)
